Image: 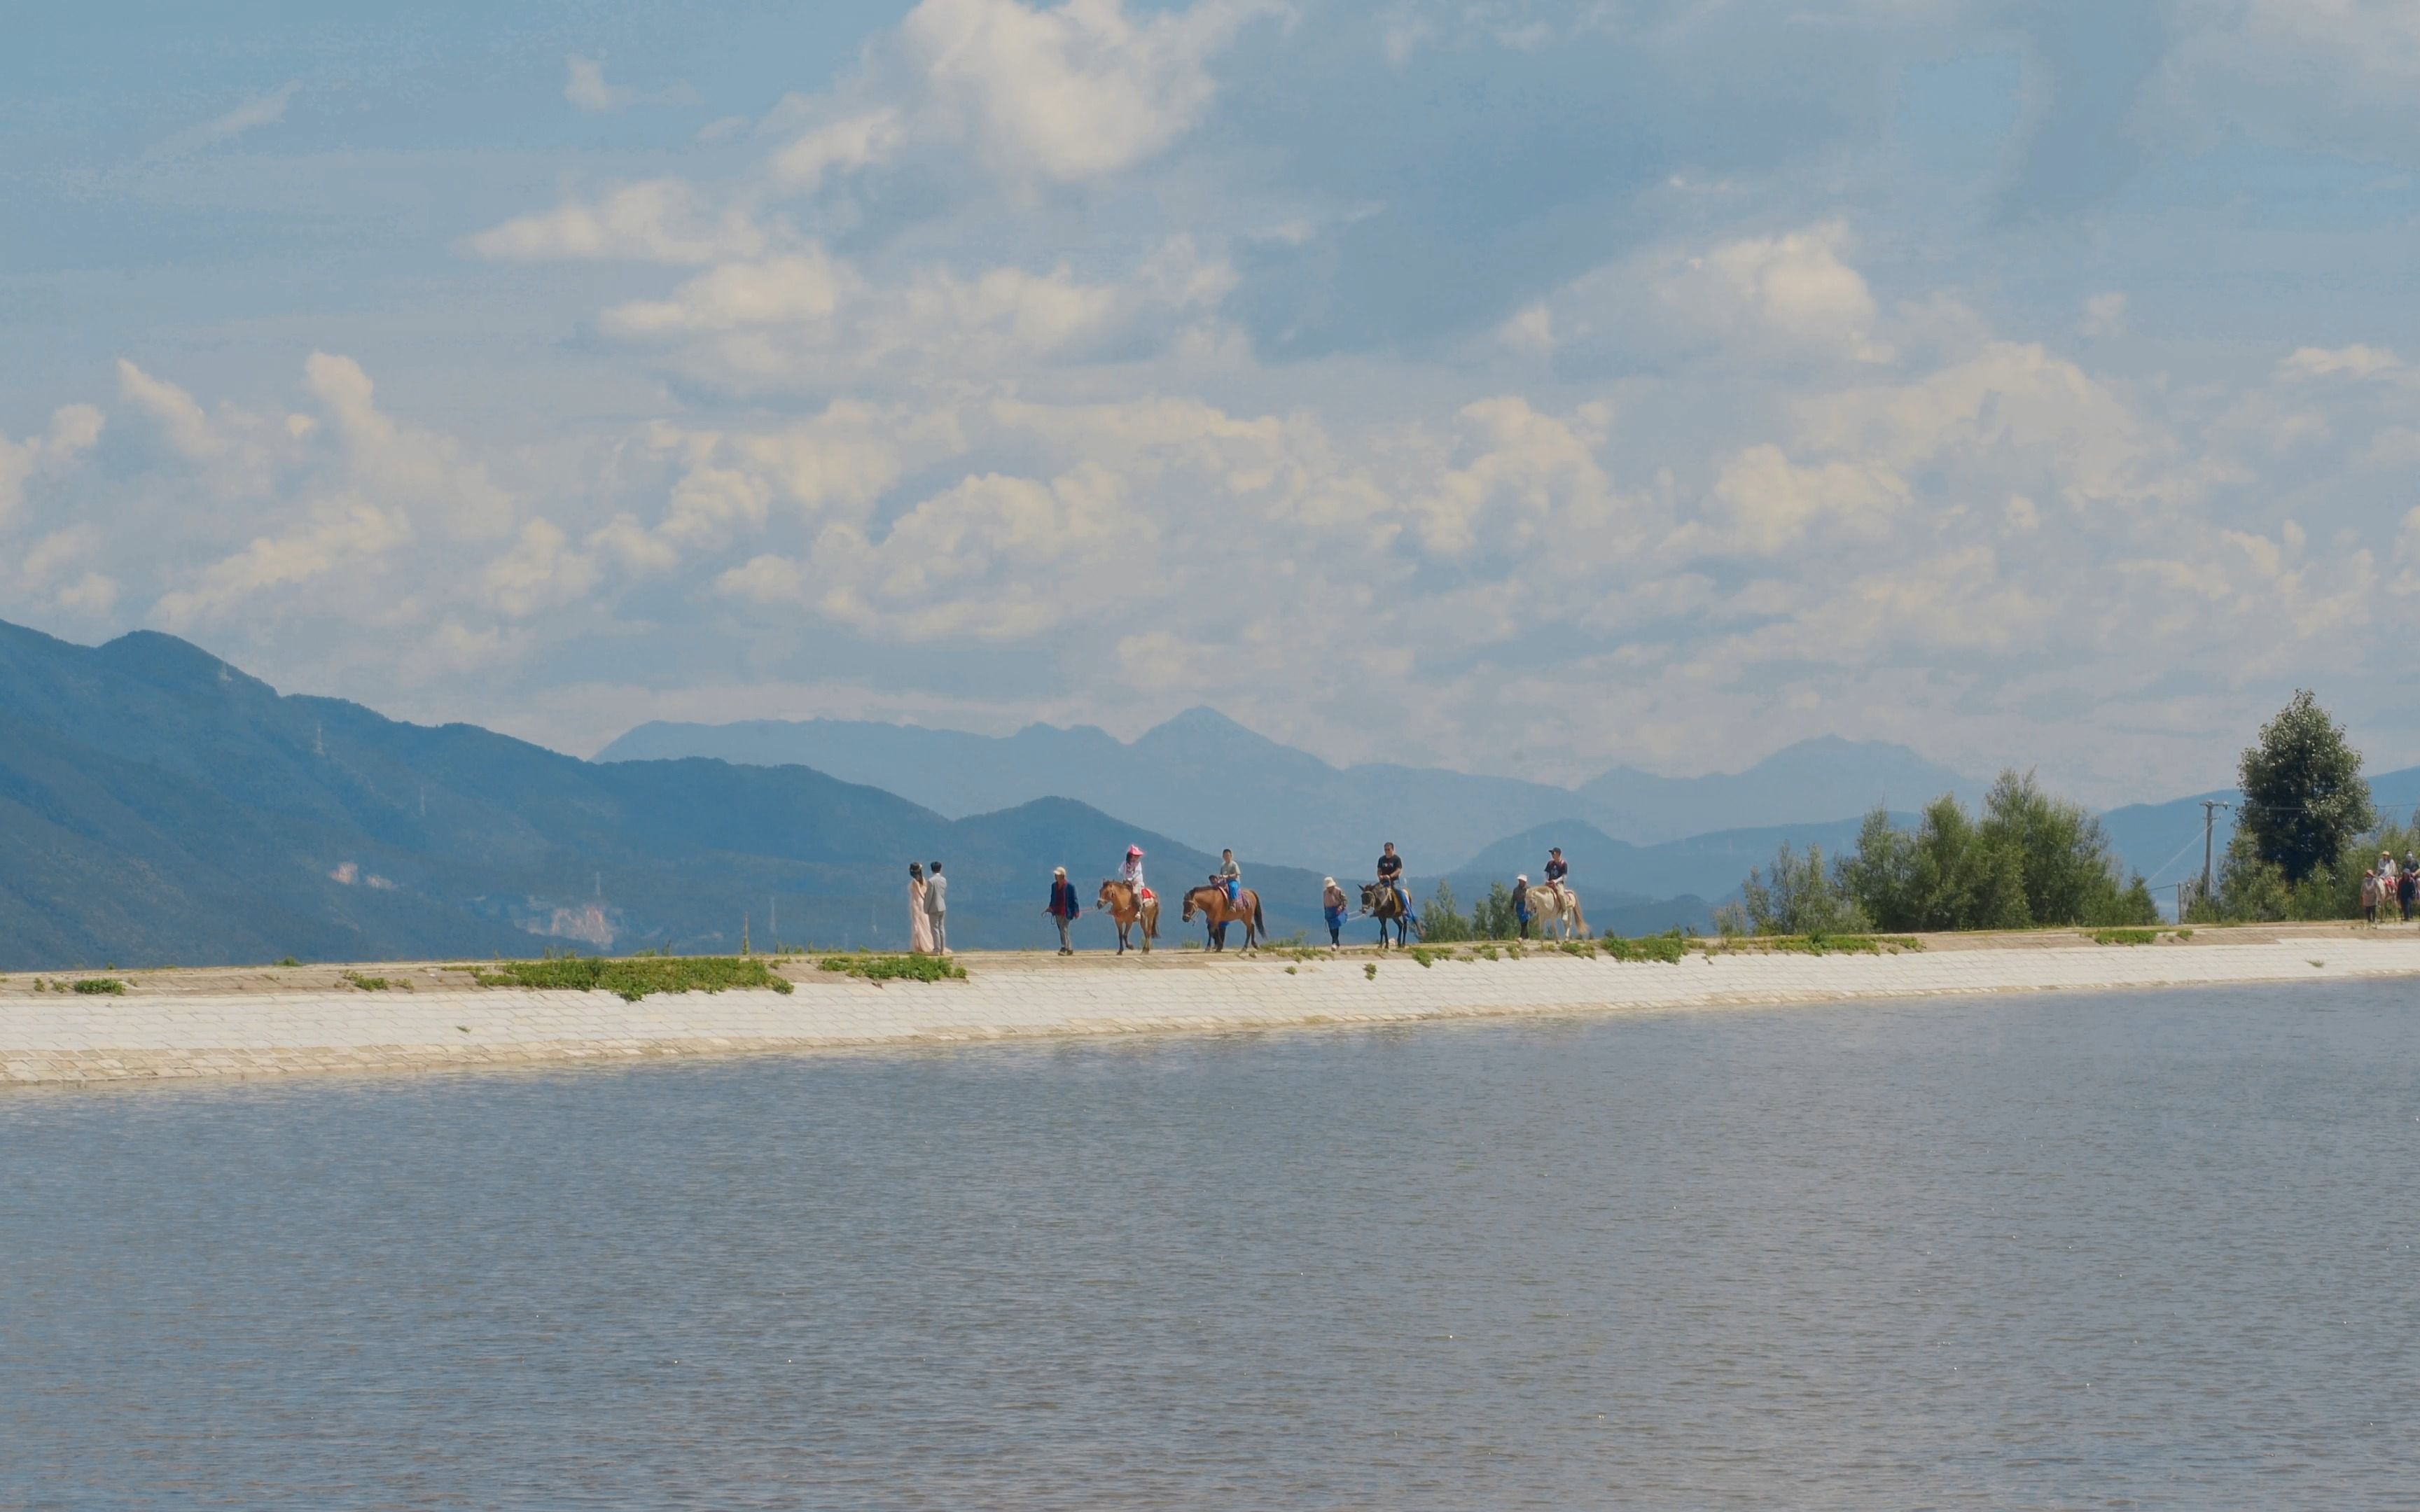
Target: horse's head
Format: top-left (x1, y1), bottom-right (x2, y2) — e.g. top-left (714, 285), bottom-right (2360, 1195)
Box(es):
top-left (1097, 881), bottom-right (1120, 911)
top-left (1358, 881), bottom-right (1380, 913)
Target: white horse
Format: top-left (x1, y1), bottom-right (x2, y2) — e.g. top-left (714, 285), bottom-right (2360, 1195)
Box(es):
top-left (1529, 881), bottom-right (1588, 941)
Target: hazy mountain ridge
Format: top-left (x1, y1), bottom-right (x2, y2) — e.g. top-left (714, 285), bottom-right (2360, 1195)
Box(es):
top-left (601, 713), bottom-right (1984, 869)
top-left (0, 621), bottom-right (1335, 967)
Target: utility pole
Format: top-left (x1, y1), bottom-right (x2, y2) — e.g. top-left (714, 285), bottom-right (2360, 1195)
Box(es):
top-left (2201, 799), bottom-right (2234, 908)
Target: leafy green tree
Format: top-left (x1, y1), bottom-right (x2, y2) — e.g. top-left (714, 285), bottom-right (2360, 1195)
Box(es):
top-left (1977, 770), bottom-right (2154, 926)
top-left (1421, 879), bottom-right (1473, 942)
top-left (2237, 690), bottom-right (2372, 885)
top-left (1470, 881), bottom-right (1521, 940)
top-left (1725, 843), bottom-right (1872, 935)
top-left (1830, 773), bottom-right (2156, 932)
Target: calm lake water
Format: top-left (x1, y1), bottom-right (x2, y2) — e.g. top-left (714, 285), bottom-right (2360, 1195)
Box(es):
top-left (6, 981), bottom-right (2420, 1508)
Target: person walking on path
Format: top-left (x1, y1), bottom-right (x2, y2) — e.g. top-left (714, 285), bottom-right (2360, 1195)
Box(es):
top-left (2399, 865), bottom-right (2414, 925)
top-left (2360, 869), bottom-right (2379, 926)
top-left (926, 860), bottom-right (950, 953)
top-left (1513, 874), bottom-right (1531, 939)
top-left (1047, 866), bottom-right (1082, 953)
top-left (1321, 877), bottom-right (1348, 946)
top-left (908, 863), bottom-right (937, 953)
top-left (1217, 848), bottom-right (1242, 905)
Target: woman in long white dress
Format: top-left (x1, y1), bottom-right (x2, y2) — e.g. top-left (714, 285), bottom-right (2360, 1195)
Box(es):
top-left (908, 862), bottom-right (937, 953)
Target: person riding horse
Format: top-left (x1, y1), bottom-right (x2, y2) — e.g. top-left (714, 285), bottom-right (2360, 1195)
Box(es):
top-left (1375, 843), bottom-right (1406, 916)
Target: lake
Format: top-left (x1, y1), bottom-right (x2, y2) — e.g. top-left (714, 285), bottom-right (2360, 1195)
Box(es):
top-left (6, 980), bottom-right (2418, 1508)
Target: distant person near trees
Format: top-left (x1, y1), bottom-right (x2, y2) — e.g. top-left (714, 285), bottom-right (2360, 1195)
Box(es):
top-left (1321, 877), bottom-right (1347, 946)
top-left (926, 860), bottom-right (949, 954)
top-left (2398, 865), bottom-right (2414, 924)
top-left (1047, 867), bottom-right (1082, 954)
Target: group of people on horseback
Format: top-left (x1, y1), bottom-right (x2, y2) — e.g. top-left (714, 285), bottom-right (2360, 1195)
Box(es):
top-left (1082, 839), bottom-right (1584, 955)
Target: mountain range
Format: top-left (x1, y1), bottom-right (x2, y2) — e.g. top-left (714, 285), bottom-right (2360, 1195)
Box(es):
top-left (0, 620), bottom-right (1335, 968)
top-left (599, 713), bottom-right (1983, 870)
top-left (12, 613), bottom-right (2410, 969)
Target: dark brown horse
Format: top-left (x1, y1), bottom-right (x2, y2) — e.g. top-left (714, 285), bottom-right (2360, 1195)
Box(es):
top-left (1359, 880), bottom-right (1417, 948)
top-left (1097, 880), bottom-right (1158, 954)
top-left (1181, 883), bottom-right (1265, 951)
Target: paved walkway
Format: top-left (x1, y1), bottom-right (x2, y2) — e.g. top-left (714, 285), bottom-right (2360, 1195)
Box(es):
top-left (8, 937), bottom-right (2419, 1086)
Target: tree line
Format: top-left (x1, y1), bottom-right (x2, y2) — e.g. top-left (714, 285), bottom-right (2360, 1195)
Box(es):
top-left (1721, 689), bottom-right (2391, 935)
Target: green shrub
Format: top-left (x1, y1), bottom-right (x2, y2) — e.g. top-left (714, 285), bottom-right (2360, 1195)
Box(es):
top-left (1599, 934), bottom-right (1687, 964)
top-left (2092, 928), bottom-right (2160, 946)
top-left (472, 955), bottom-right (796, 1002)
top-left (340, 971), bottom-right (391, 991)
top-left (73, 978), bottom-right (127, 995)
top-left (816, 953), bottom-right (966, 983)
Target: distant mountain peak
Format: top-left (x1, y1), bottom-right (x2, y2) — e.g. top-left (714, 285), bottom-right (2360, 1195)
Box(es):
top-left (95, 630), bottom-right (274, 696)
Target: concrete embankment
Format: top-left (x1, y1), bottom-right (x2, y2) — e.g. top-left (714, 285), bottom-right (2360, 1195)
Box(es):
top-left (7, 928), bottom-right (2419, 1086)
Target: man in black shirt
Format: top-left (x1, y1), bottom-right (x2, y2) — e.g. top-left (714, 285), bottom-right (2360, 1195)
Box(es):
top-left (1376, 842), bottom-right (1406, 915)
top-left (1543, 847), bottom-right (1568, 887)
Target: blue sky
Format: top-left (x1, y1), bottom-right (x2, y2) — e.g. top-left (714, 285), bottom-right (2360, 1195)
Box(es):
top-left (6, 0), bottom-right (2420, 802)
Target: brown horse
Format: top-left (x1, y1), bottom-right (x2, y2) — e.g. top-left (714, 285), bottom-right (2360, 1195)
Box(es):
top-left (1359, 880), bottom-right (1417, 948)
top-left (1181, 883), bottom-right (1265, 951)
top-left (1097, 879), bottom-right (1158, 954)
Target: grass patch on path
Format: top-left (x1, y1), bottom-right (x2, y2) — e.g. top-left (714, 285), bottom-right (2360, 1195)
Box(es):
top-left (470, 955), bottom-right (795, 1002)
top-left (816, 953), bottom-right (966, 983)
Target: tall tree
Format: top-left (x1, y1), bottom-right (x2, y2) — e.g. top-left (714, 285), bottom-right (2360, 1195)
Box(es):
top-left (2236, 690), bottom-right (2372, 885)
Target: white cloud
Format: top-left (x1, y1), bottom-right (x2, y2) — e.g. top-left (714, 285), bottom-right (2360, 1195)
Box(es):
top-left (2277, 344), bottom-right (2404, 382)
top-left (468, 181), bottom-right (772, 265)
top-left (153, 501), bottom-right (414, 631)
top-left (769, 109), bottom-right (908, 190)
top-left (599, 238), bottom-right (1235, 393)
top-left (563, 56), bottom-right (694, 113)
top-left (482, 519), bottom-right (600, 618)
top-left (751, 0), bottom-right (1284, 198)
top-left (1664, 221), bottom-right (1891, 363)
top-left (149, 82), bottom-right (299, 158)
top-left (896, 0), bottom-right (1284, 187)
top-left (720, 463), bottom-right (1147, 640)
top-left (1701, 444), bottom-right (1912, 554)
top-left (2079, 291), bottom-right (2128, 338)
top-left (0, 405), bottom-right (104, 526)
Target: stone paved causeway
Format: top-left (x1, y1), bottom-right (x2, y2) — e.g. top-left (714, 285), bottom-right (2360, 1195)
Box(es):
top-left (7, 938), bottom-right (2420, 1086)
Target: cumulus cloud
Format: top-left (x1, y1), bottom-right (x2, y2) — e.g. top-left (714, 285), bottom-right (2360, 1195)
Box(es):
top-left (2277, 344), bottom-right (2404, 382)
top-left (598, 237), bottom-right (1236, 394)
top-left (469, 181), bottom-right (772, 265)
top-left (1663, 222), bottom-right (1892, 363)
top-left (0, 405), bottom-right (104, 526)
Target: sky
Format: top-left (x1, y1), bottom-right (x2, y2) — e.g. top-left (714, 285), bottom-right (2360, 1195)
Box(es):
top-left (5, 0), bottom-right (2419, 804)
